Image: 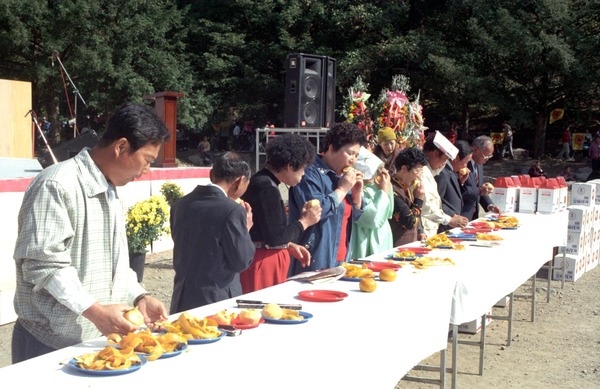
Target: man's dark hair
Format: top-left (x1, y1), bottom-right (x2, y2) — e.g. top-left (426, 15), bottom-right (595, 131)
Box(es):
top-left (266, 134), bottom-right (316, 172)
top-left (455, 140), bottom-right (473, 159)
top-left (394, 147), bottom-right (428, 171)
top-left (211, 151), bottom-right (251, 182)
top-left (98, 103), bottom-right (170, 150)
top-left (323, 122), bottom-right (367, 152)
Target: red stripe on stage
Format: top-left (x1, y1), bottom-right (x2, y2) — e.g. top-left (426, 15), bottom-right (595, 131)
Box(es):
top-left (0, 167), bottom-right (211, 192)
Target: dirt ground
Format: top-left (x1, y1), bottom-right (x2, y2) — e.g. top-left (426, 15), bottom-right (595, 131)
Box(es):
top-left (0, 151), bottom-right (598, 388)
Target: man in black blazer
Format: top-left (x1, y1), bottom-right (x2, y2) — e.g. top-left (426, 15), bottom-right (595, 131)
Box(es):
top-left (462, 136), bottom-right (501, 220)
top-left (169, 152), bottom-right (256, 314)
top-left (435, 140), bottom-right (473, 233)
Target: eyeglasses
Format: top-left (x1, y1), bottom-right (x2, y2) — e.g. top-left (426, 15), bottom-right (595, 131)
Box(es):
top-left (480, 149), bottom-right (493, 160)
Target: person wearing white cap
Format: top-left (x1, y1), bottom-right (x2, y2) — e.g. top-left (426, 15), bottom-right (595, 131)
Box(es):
top-left (420, 133), bottom-right (468, 238)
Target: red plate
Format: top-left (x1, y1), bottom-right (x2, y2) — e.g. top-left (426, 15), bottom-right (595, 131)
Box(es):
top-left (297, 290), bottom-right (349, 302)
top-left (230, 316), bottom-right (265, 330)
top-left (462, 227), bottom-right (492, 233)
top-left (364, 262), bottom-right (402, 272)
top-left (397, 247), bottom-right (432, 254)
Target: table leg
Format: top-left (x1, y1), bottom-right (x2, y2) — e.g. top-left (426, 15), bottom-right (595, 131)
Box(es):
top-left (531, 274), bottom-right (536, 322)
top-left (479, 312), bottom-right (486, 375)
top-left (451, 324), bottom-right (458, 389)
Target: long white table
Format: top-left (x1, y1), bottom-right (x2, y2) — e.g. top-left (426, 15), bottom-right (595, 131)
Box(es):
top-left (0, 212), bottom-right (566, 388)
top-left (0, 265), bottom-right (457, 388)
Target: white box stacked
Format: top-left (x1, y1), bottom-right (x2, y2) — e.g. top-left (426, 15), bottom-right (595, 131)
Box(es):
top-left (587, 226), bottom-right (600, 272)
top-left (457, 309), bottom-right (493, 334)
top-left (553, 252), bottom-right (586, 282)
top-left (490, 178), bottom-right (516, 213)
top-left (537, 182), bottom-right (560, 214)
top-left (510, 176), bottom-right (521, 212)
top-left (494, 296), bottom-right (511, 308)
top-left (566, 206), bottom-right (592, 234)
top-left (570, 182), bottom-right (597, 207)
top-left (519, 185), bottom-right (538, 213)
top-left (556, 205), bottom-right (594, 281)
top-left (557, 178), bottom-right (569, 211)
top-left (586, 179), bottom-right (600, 206)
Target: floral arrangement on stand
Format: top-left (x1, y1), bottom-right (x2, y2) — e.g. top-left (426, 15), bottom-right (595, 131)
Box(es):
top-left (126, 195), bottom-right (170, 254)
top-left (341, 75), bottom-right (427, 150)
top-left (373, 75), bottom-right (426, 148)
top-left (341, 76), bottom-right (376, 148)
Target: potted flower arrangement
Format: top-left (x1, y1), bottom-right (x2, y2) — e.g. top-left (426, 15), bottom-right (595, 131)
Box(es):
top-left (160, 181), bottom-right (184, 207)
top-left (125, 195), bottom-right (170, 282)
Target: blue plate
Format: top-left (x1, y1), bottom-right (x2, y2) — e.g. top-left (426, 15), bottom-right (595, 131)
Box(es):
top-left (341, 276), bottom-right (363, 282)
top-left (446, 233), bottom-right (478, 241)
top-left (384, 254), bottom-right (419, 261)
top-left (263, 311), bottom-right (313, 324)
top-left (68, 354), bottom-right (147, 376)
top-left (139, 343), bottom-right (187, 359)
top-left (187, 331), bottom-right (225, 345)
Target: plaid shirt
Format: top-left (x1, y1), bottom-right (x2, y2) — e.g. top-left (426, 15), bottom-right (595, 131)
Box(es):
top-left (13, 149), bottom-right (145, 349)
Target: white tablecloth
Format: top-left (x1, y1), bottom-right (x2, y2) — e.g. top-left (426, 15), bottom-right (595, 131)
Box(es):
top-left (0, 212), bottom-right (566, 387)
top-left (448, 212), bottom-right (567, 324)
top-left (0, 267), bottom-right (456, 388)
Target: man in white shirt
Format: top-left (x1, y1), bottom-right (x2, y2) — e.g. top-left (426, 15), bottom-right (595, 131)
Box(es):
top-left (420, 139), bottom-right (469, 238)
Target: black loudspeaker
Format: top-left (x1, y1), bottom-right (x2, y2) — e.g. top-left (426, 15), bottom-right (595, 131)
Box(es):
top-left (38, 130), bottom-right (99, 168)
top-left (284, 53), bottom-right (336, 128)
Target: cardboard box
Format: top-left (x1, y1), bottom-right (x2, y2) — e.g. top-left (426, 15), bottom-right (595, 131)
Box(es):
top-left (586, 246), bottom-right (598, 272)
top-left (510, 175), bottom-right (521, 212)
top-left (586, 179), bottom-right (600, 206)
top-left (457, 309), bottom-right (493, 334)
top-left (537, 179), bottom-right (560, 214)
top-left (571, 183), bottom-right (596, 207)
top-left (560, 230), bottom-right (589, 255)
top-left (553, 253), bottom-right (586, 282)
top-left (567, 206), bottom-right (591, 232)
top-left (490, 177), bottom-right (516, 213)
top-left (494, 296), bottom-right (511, 308)
top-left (556, 177), bottom-right (569, 210)
top-left (519, 187), bottom-right (538, 213)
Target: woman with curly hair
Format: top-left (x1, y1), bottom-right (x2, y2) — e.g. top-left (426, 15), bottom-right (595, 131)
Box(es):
top-left (288, 122), bottom-right (367, 275)
top-left (389, 147), bottom-right (428, 246)
top-left (240, 134), bottom-right (322, 292)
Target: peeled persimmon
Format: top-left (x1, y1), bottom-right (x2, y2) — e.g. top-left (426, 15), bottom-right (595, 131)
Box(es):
top-left (379, 269), bottom-right (397, 282)
top-left (359, 278), bottom-right (377, 293)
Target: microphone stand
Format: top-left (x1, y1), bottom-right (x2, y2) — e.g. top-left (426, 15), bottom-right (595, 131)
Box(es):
top-left (27, 110), bottom-right (58, 165)
top-left (52, 51), bottom-right (87, 138)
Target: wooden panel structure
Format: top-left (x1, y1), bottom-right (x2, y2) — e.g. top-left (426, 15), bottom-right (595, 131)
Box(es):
top-left (144, 91), bottom-right (184, 168)
top-left (0, 79), bottom-right (32, 158)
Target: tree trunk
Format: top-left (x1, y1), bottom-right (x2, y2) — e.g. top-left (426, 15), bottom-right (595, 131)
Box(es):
top-left (533, 113), bottom-right (547, 159)
top-left (461, 103), bottom-right (469, 140)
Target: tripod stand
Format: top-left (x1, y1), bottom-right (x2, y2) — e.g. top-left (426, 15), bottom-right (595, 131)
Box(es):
top-left (52, 51), bottom-right (87, 138)
top-left (27, 109), bottom-right (57, 165)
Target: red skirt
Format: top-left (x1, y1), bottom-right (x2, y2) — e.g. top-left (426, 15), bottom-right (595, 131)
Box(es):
top-left (240, 248), bottom-right (290, 294)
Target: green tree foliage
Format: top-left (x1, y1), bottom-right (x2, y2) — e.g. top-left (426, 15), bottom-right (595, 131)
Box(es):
top-left (0, 0), bottom-right (205, 135)
top-left (0, 0), bottom-right (598, 157)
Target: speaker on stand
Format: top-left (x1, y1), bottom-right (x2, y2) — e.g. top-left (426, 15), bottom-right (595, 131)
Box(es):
top-left (37, 130), bottom-right (99, 168)
top-left (284, 53), bottom-right (336, 128)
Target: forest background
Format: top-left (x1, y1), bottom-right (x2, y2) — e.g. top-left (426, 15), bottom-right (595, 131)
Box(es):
top-left (1, 0), bottom-right (600, 158)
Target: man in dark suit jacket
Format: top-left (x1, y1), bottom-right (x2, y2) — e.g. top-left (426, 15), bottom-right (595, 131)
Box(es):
top-left (462, 136), bottom-right (501, 220)
top-left (169, 152), bottom-right (256, 314)
top-left (435, 140), bottom-right (473, 232)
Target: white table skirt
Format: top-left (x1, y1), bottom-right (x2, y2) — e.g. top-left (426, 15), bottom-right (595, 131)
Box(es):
top-left (0, 211), bottom-right (566, 387)
top-left (0, 266), bottom-right (456, 388)
top-left (448, 211), bottom-right (567, 324)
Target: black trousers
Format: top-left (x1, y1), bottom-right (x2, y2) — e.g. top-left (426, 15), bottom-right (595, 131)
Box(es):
top-left (11, 319), bottom-right (57, 364)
